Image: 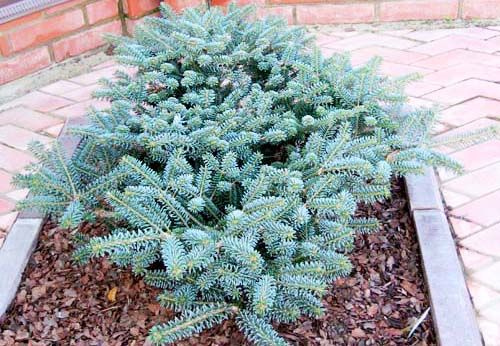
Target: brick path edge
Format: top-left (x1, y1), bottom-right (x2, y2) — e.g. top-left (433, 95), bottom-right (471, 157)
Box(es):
top-left (405, 168), bottom-right (483, 345)
top-left (0, 117), bottom-right (84, 322)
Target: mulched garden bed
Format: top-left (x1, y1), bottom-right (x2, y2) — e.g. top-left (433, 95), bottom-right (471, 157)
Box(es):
top-left (0, 179), bottom-right (435, 345)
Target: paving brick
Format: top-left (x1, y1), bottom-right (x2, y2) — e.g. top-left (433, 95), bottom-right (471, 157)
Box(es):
top-left (0, 212), bottom-right (17, 233)
top-left (404, 27), bottom-right (500, 42)
top-left (411, 35), bottom-right (500, 56)
top-left (487, 35), bottom-right (500, 48)
top-left (86, 0), bottom-right (119, 24)
top-left (13, 91), bottom-right (73, 112)
top-left (349, 46), bottom-right (429, 66)
top-left (320, 47), bottom-right (342, 58)
top-left (477, 318), bottom-right (500, 346)
top-left (53, 99), bottom-right (110, 118)
top-left (314, 33), bottom-right (340, 48)
top-left (380, 0), bottom-right (458, 22)
top-left (0, 48), bottom-right (51, 85)
top-left (69, 66), bottom-right (119, 85)
top-left (407, 96), bottom-right (436, 108)
top-left (328, 30), bottom-right (361, 39)
top-left (422, 63), bottom-right (500, 86)
top-left (92, 59), bottom-right (117, 71)
top-left (440, 97), bottom-right (500, 127)
top-left (449, 140), bottom-right (500, 172)
top-left (463, 0), bottom-right (500, 19)
top-left (8, 10), bottom-right (85, 52)
top-left (379, 61), bottom-right (434, 77)
top-left (438, 113), bottom-right (499, 139)
top-left (466, 280), bottom-right (500, 309)
top-left (461, 223), bottom-right (500, 257)
top-left (0, 198), bottom-right (15, 213)
top-left (424, 79), bottom-right (500, 105)
top-left (40, 80), bottom-right (82, 95)
top-left (460, 248), bottom-right (494, 273)
top-left (62, 84), bottom-right (100, 102)
top-left (452, 190), bottom-right (500, 227)
top-left (0, 171), bottom-right (13, 193)
top-left (322, 33), bottom-right (418, 51)
top-left (430, 121), bottom-right (450, 135)
top-left (405, 81), bottom-right (442, 97)
top-left (436, 166), bottom-right (460, 184)
top-left (43, 123), bottom-right (65, 137)
top-left (413, 49), bottom-right (500, 70)
top-left (0, 107), bottom-right (61, 132)
top-left (6, 189), bottom-right (29, 201)
top-left (296, 3), bottom-right (375, 25)
top-left (442, 189), bottom-right (471, 208)
top-left (473, 262), bottom-right (500, 291)
top-left (444, 162), bottom-right (500, 198)
top-left (0, 125), bottom-right (52, 151)
top-left (381, 29), bottom-right (414, 37)
top-left (452, 27), bottom-right (500, 39)
top-left (0, 145), bottom-right (34, 173)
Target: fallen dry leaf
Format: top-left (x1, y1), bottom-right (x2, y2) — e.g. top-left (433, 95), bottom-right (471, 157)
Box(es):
top-left (31, 286), bottom-right (47, 302)
top-left (367, 304), bottom-right (378, 316)
top-left (107, 287), bottom-right (118, 303)
top-left (351, 328), bottom-right (366, 338)
top-left (401, 280), bottom-right (418, 296)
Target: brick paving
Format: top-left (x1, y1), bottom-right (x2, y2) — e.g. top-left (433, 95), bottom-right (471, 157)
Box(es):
top-left (0, 25), bottom-right (499, 344)
top-left (0, 60), bottom-right (115, 248)
top-left (315, 25), bottom-right (500, 345)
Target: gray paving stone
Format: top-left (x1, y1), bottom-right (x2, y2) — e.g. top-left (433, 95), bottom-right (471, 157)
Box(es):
top-left (405, 167), bottom-right (444, 212)
top-left (413, 209), bottom-right (482, 346)
top-left (58, 116), bottom-right (87, 158)
top-left (0, 218), bottom-right (43, 322)
top-left (18, 191), bottom-right (44, 219)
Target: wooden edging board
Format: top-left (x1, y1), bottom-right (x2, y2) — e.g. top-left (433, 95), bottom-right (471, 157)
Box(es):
top-left (405, 168), bottom-right (483, 345)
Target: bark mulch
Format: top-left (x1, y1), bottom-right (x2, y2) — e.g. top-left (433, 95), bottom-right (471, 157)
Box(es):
top-left (0, 179), bottom-right (435, 345)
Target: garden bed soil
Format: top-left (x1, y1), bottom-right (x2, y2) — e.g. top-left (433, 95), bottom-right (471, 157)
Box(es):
top-left (0, 179), bottom-right (435, 345)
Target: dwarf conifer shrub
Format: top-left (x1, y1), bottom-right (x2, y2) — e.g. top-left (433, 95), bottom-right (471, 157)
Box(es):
top-left (16, 3), bottom-right (462, 345)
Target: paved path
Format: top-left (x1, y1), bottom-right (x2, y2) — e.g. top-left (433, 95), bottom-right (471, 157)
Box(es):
top-left (0, 60), bottom-right (115, 247)
top-left (315, 25), bottom-right (500, 345)
top-left (0, 25), bottom-right (499, 345)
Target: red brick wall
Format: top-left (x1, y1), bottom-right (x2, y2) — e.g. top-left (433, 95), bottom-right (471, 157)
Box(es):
top-left (0, 0), bottom-right (166, 85)
top-left (200, 0), bottom-right (500, 25)
top-left (0, 0), bottom-right (122, 84)
top-left (1, 0), bottom-right (499, 85)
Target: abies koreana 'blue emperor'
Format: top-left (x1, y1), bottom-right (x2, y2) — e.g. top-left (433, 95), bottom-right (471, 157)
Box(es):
top-left (15, 3), bottom-right (462, 345)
